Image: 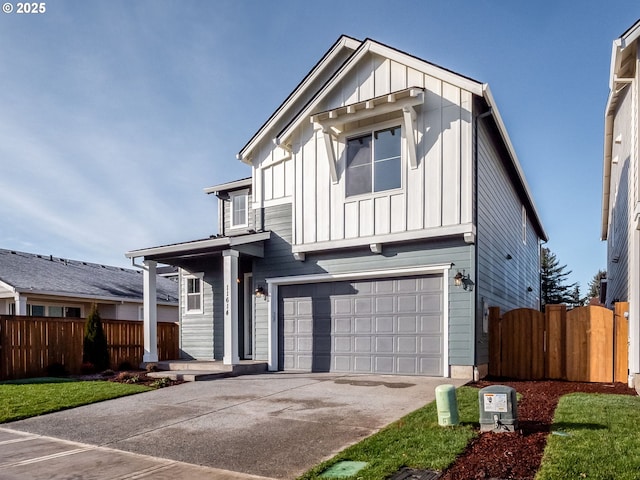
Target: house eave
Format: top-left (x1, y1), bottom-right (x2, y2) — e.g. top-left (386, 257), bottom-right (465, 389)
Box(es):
top-left (7, 288), bottom-right (177, 306)
top-left (204, 177), bottom-right (252, 195)
top-left (125, 231), bottom-right (271, 262)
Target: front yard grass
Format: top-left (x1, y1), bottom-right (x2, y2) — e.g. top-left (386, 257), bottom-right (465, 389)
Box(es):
top-left (298, 386), bottom-right (479, 480)
top-left (536, 393), bottom-right (640, 480)
top-left (0, 377), bottom-right (151, 423)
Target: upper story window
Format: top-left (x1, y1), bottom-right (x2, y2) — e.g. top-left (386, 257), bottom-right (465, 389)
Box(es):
top-left (186, 276), bottom-right (203, 313)
top-left (230, 193), bottom-right (248, 228)
top-left (346, 126), bottom-right (401, 197)
top-left (521, 205), bottom-right (527, 245)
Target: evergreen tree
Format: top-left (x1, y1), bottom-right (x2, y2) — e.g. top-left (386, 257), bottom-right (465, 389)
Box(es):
top-left (540, 247), bottom-right (576, 311)
top-left (568, 284), bottom-right (585, 309)
top-left (586, 269), bottom-right (606, 301)
top-left (83, 305), bottom-right (109, 371)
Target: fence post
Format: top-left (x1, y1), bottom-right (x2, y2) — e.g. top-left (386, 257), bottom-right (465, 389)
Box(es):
top-left (545, 304), bottom-right (566, 380)
top-left (488, 307), bottom-right (501, 377)
top-left (614, 302), bottom-right (629, 383)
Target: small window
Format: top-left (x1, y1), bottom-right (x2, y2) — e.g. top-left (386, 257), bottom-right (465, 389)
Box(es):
top-left (186, 276), bottom-right (202, 312)
top-left (65, 307), bottom-right (81, 318)
top-left (230, 193), bottom-right (248, 228)
top-left (28, 304), bottom-right (45, 316)
top-left (346, 126), bottom-right (401, 197)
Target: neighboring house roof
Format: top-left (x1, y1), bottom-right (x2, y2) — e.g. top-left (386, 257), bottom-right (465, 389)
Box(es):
top-left (203, 177), bottom-right (252, 195)
top-left (0, 249), bottom-right (178, 304)
top-left (236, 34), bottom-right (547, 242)
top-left (602, 19), bottom-right (640, 239)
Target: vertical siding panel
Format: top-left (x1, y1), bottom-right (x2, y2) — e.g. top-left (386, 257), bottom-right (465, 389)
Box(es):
top-left (390, 61), bottom-right (407, 91)
top-left (441, 83), bottom-right (461, 226)
top-left (424, 75), bottom-right (443, 228)
top-left (344, 201), bottom-right (359, 238)
top-left (407, 97), bottom-right (424, 230)
top-left (343, 69), bottom-right (359, 105)
top-left (407, 67), bottom-right (424, 88)
top-left (359, 198), bottom-right (374, 237)
top-left (273, 161), bottom-right (285, 199)
top-left (316, 130), bottom-right (331, 242)
top-left (390, 194), bottom-right (406, 232)
top-left (330, 140), bottom-right (345, 240)
top-left (460, 90), bottom-right (473, 224)
top-left (374, 196), bottom-right (390, 234)
top-left (373, 55), bottom-right (390, 96)
top-left (294, 130), bottom-right (304, 245)
top-left (358, 54), bottom-right (375, 101)
top-left (284, 159), bottom-right (294, 197)
top-left (263, 166), bottom-right (273, 201)
top-left (302, 130), bottom-right (317, 243)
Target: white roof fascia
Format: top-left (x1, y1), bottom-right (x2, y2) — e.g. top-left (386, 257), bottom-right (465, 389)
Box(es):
top-left (602, 20), bottom-right (640, 238)
top-left (277, 39), bottom-right (484, 146)
top-left (204, 177), bottom-right (252, 195)
top-left (238, 35), bottom-right (362, 163)
top-left (125, 231), bottom-right (271, 260)
top-left (482, 84), bottom-right (548, 241)
top-left (0, 278), bottom-right (16, 293)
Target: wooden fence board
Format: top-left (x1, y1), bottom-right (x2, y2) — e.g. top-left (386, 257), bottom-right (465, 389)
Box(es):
top-left (0, 316), bottom-right (179, 380)
top-left (489, 304), bottom-right (628, 383)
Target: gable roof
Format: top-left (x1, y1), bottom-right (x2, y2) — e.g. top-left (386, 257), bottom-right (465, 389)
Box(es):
top-left (602, 19), bottom-right (640, 239)
top-left (0, 249), bottom-right (178, 304)
top-left (238, 35), bottom-right (546, 242)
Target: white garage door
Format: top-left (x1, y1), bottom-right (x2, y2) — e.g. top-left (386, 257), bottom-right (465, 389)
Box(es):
top-left (279, 274), bottom-right (444, 376)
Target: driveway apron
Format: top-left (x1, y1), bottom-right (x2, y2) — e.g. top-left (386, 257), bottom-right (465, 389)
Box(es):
top-left (3, 373), bottom-right (469, 479)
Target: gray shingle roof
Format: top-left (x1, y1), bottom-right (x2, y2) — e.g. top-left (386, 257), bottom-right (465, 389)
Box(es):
top-left (0, 249), bottom-right (178, 304)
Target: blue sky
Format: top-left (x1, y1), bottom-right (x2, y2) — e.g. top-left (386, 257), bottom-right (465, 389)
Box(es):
top-left (1, 1), bottom-right (638, 292)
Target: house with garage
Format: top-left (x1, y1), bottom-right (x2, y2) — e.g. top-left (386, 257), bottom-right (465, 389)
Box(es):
top-left (601, 19), bottom-right (640, 387)
top-left (126, 35), bottom-right (546, 379)
top-left (0, 248), bottom-right (178, 322)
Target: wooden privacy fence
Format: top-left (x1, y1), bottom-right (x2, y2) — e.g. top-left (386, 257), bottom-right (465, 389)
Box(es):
top-left (0, 316), bottom-right (179, 380)
top-left (489, 303), bottom-right (628, 383)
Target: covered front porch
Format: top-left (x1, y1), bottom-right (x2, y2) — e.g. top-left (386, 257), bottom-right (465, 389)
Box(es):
top-left (125, 231), bottom-right (270, 367)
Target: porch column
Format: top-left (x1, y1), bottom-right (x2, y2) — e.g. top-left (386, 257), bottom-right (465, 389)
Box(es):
top-left (14, 293), bottom-right (26, 316)
top-left (143, 259), bottom-right (158, 363)
top-left (223, 249), bottom-right (240, 365)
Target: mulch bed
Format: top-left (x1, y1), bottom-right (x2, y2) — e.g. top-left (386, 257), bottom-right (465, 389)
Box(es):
top-left (439, 378), bottom-right (637, 480)
top-left (74, 370), bottom-right (184, 388)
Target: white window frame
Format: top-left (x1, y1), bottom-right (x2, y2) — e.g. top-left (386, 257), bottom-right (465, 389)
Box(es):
top-left (229, 192), bottom-right (249, 229)
top-left (185, 273), bottom-right (204, 314)
top-left (341, 120), bottom-right (405, 199)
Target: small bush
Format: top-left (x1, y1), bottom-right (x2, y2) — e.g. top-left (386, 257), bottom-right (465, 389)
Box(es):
top-left (115, 372), bottom-right (140, 384)
top-left (150, 377), bottom-right (171, 388)
top-left (83, 305), bottom-right (109, 372)
top-left (101, 369), bottom-right (115, 377)
top-left (46, 362), bottom-right (68, 377)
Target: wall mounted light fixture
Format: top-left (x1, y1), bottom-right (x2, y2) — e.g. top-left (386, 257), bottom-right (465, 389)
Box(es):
top-left (454, 271), bottom-right (465, 288)
top-left (254, 286), bottom-right (266, 298)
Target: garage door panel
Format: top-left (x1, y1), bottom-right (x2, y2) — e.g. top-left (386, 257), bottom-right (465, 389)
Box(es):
top-left (398, 316), bottom-right (418, 333)
top-left (279, 274), bottom-right (444, 376)
top-left (375, 316), bottom-right (394, 333)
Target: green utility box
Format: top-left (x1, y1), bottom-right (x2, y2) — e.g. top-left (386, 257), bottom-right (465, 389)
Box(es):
top-left (479, 385), bottom-right (518, 432)
top-left (435, 384), bottom-right (459, 426)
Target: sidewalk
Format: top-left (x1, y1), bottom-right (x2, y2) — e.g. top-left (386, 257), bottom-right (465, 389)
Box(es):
top-left (0, 428), bottom-right (274, 480)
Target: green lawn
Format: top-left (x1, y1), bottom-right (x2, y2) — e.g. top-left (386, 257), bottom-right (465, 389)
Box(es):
top-left (536, 393), bottom-right (640, 480)
top-left (298, 386), bottom-right (479, 480)
top-left (0, 378), bottom-right (151, 423)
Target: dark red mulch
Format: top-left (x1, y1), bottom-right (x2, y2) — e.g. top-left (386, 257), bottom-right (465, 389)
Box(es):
top-left (439, 378), bottom-right (637, 480)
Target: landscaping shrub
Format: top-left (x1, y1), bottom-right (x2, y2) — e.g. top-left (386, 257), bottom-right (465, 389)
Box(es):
top-left (118, 361), bottom-right (134, 371)
top-left (83, 305), bottom-right (109, 371)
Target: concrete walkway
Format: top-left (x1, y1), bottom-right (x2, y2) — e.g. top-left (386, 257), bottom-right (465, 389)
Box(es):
top-left (3, 373), bottom-right (469, 479)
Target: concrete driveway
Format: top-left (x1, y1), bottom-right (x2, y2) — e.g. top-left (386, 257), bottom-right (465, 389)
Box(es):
top-left (3, 372), bottom-right (468, 479)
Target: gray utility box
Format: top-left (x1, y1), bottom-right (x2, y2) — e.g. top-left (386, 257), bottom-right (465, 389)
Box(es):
top-left (479, 385), bottom-right (518, 432)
